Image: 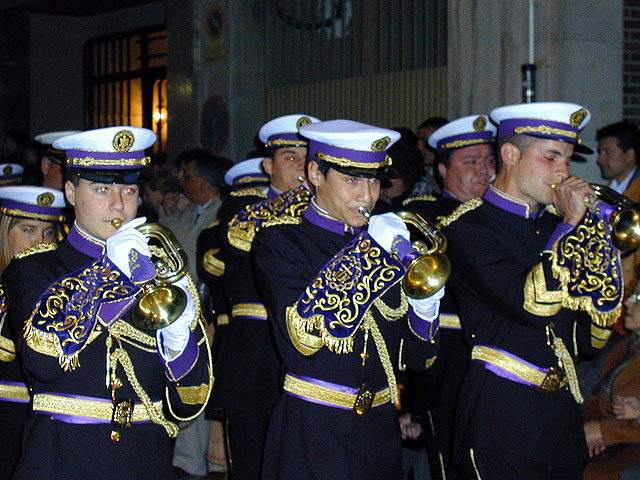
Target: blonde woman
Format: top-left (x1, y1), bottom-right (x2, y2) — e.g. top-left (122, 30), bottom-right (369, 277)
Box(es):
top-left (0, 185), bottom-right (65, 477)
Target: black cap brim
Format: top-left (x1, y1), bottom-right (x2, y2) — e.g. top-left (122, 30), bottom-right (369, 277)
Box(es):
top-left (69, 167), bottom-right (146, 184)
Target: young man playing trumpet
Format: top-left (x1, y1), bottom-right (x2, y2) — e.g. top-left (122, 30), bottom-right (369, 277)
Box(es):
top-left (252, 119), bottom-right (444, 480)
top-left (4, 127), bottom-right (213, 480)
top-left (443, 103), bottom-right (622, 479)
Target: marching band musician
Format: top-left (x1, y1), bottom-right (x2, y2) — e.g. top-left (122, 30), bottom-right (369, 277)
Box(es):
top-left (204, 114), bottom-right (319, 479)
top-left (402, 114), bottom-right (496, 479)
top-left (3, 127), bottom-right (213, 479)
top-left (0, 185), bottom-right (66, 477)
top-left (253, 119), bottom-right (444, 479)
top-left (442, 103), bottom-right (622, 479)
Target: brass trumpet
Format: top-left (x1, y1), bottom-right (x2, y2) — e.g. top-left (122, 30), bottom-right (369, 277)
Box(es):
top-left (396, 210), bottom-right (451, 299)
top-left (590, 184), bottom-right (640, 252)
top-left (111, 219), bottom-right (190, 330)
top-left (358, 208), bottom-right (450, 299)
top-left (550, 183), bottom-right (640, 252)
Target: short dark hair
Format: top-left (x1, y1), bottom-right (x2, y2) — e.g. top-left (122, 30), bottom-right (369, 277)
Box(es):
top-left (495, 134), bottom-right (538, 174)
top-left (179, 149), bottom-right (230, 188)
top-left (387, 127), bottom-right (425, 192)
top-left (416, 116), bottom-right (448, 132)
top-left (596, 121), bottom-right (640, 162)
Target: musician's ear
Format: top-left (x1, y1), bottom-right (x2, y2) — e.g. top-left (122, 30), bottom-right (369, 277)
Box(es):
top-left (500, 142), bottom-right (521, 168)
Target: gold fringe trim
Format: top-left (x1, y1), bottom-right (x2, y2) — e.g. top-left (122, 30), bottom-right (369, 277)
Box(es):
top-left (550, 245), bottom-right (622, 327)
top-left (438, 198), bottom-right (482, 228)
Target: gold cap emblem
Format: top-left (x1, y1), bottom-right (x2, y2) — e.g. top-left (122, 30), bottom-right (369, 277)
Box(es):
top-left (371, 136), bottom-right (391, 152)
top-left (113, 130), bottom-right (135, 152)
top-left (473, 116), bottom-right (487, 131)
top-left (296, 116), bottom-right (312, 129)
top-left (570, 108), bottom-right (587, 128)
top-left (3, 165), bottom-right (12, 175)
top-left (37, 192), bottom-right (54, 207)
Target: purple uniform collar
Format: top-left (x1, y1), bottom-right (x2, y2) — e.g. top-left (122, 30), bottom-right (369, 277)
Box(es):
top-left (304, 198), bottom-right (363, 236)
top-left (484, 185), bottom-right (539, 219)
top-left (68, 224), bottom-right (105, 258)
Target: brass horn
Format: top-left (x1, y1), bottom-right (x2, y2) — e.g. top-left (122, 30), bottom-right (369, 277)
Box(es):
top-left (112, 220), bottom-right (190, 330)
top-left (395, 210), bottom-right (451, 299)
top-left (590, 184), bottom-right (640, 252)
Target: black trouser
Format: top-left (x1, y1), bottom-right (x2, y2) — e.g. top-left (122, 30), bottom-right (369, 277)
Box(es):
top-left (226, 408), bottom-right (270, 480)
top-left (457, 446), bottom-right (583, 480)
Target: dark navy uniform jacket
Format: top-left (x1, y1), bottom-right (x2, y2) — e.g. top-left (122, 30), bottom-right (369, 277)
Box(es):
top-left (443, 186), bottom-right (620, 468)
top-left (253, 200), bottom-right (440, 480)
top-left (4, 225), bottom-right (213, 480)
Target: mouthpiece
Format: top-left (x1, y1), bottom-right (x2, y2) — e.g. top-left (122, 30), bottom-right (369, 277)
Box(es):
top-left (550, 183), bottom-right (558, 191)
top-left (111, 219), bottom-right (122, 229)
top-left (358, 206), bottom-right (371, 219)
top-left (297, 175), bottom-right (305, 182)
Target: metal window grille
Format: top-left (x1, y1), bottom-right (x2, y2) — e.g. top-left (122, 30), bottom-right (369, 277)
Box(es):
top-left (265, 0), bottom-right (447, 88)
top-left (84, 25), bottom-right (167, 154)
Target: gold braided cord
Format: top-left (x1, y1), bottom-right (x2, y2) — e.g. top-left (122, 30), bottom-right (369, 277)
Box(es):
top-left (164, 317), bottom-right (214, 422)
top-left (551, 333), bottom-right (583, 404)
top-left (364, 312), bottom-right (399, 406)
top-left (373, 292), bottom-right (408, 321)
top-left (438, 198), bottom-right (483, 228)
top-left (109, 320), bottom-right (156, 352)
top-left (514, 125), bottom-right (577, 139)
top-left (111, 346), bottom-right (179, 437)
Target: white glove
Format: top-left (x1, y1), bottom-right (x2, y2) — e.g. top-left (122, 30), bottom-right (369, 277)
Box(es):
top-left (156, 276), bottom-right (195, 360)
top-left (368, 212), bottom-right (410, 253)
top-left (106, 217), bottom-right (150, 278)
top-left (408, 285), bottom-right (445, 322)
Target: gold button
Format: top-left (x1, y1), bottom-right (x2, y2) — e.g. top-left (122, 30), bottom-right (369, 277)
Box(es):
top-left (110, 431), bottom-right (121, 442)
top-left (471, 334), bottom-right (476, 339)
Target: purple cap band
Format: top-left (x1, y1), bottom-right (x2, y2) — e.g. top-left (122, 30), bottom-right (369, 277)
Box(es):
top-left (437, 131), bottom-right (495, 151)
top-left (309, 140), bottom-right (389, 167)
top-left (498, 118), bottom-right (579, 143)
top-left (1, 198), bottom-right (63, 218)
top-left (67, 149), bottom-right (143, 160)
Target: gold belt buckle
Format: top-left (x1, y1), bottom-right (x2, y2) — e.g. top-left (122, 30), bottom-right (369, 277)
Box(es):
top-left (540, 366), bottom-right (565, 393)
top-left (353, 384), bottom-right (374, 416)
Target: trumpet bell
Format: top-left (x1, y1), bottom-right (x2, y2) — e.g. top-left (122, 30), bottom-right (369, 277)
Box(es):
top-left (591, 183), bottom-right (640, 252)
top-left (402, 252), bottom-right (451, 299)
top-left (131, 285), bottom-right (188, 330)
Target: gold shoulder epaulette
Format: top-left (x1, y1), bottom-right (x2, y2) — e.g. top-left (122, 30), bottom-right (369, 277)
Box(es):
top-left (403, 195), bottom-right (437, 206)
top-left (14, 242), bottom-right (58, 259)
top-left (438, 198), bottom-right (482, 228)
top-left (227, 187), bottom-right (311, 252)
top-left (230, 188), bottom-right (268, 199)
